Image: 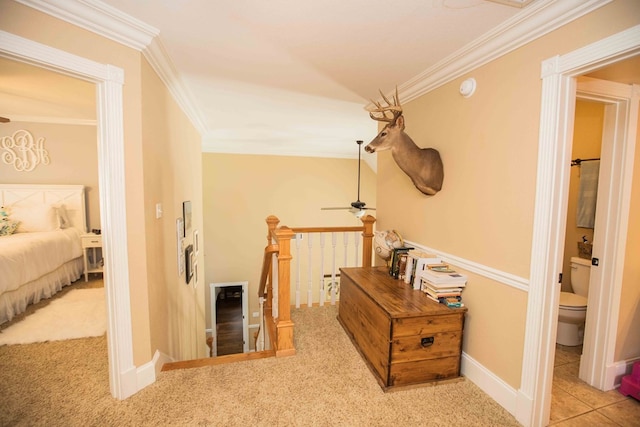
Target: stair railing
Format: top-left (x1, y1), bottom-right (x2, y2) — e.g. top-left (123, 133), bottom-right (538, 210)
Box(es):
top-left (258, 214), bottom-right (375, 357)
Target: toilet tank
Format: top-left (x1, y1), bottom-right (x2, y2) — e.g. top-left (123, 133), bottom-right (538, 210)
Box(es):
top-left (570, 256), bottom-right (591, 297)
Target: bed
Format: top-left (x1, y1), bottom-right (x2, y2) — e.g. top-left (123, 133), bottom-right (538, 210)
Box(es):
top-left (0, 184), bottom-right (87, 324)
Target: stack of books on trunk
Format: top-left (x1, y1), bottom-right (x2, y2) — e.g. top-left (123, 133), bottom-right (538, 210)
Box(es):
top-left (419, 264), bottom-right (467, 308)
top-left (389, 246), bottom-right (415, 279)
top-left (402, 251), bottom-right (442, 290)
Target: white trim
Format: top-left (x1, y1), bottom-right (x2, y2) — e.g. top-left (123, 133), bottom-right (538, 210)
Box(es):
top-left (0, 30), bottom-right (136, 400)
top-left (16, 0), bottom-right (158, 51)
top-left (143, 38), bottom-right (208, 135)
top-left (520, 25), bottom-right (640, 427)
top-left (404, 239), bottom-right (529, 292)
top-left (606, 357), bottom-right (640, 389)
top-left (578, 86), bottom-right (637, 391)
top-left (398, 0), bottom-right (612, 104)
top-left (461, 352), bottom-right (519, 415)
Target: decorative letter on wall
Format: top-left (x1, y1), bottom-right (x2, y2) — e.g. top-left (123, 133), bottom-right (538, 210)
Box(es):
top-left (1, 129), bottom-right (50, 172)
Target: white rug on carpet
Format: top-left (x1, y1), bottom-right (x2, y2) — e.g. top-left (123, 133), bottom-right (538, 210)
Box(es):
top-left (0, 288), bottom-right (106, 345)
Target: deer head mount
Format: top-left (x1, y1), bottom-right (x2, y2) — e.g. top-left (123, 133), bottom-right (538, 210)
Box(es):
top-left (366, 88), bottom-right (444, 196)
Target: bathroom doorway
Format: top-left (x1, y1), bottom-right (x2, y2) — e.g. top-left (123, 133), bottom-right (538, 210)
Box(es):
top-left (523, 29), bottom-right (639, 426)
top-left (572, 77), bottom-right (637, 388)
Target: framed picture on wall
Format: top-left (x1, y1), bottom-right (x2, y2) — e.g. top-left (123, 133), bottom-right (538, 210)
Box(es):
top-left (176, 218), bottom-right (185, 275)
top-left (193, 229), bottom-right (199, 255)
top-left (185, 244), bottom-right (194, 284)
top-left (183, 201), bottom-right (192, 237)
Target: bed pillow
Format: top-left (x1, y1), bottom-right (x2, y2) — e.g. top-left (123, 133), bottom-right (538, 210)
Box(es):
top-left (0, 220), bottom-right (20, 236)
top-left (54, 204), bottom-right (72, 229)
top-left (10, 205), bottom-right (60, 233)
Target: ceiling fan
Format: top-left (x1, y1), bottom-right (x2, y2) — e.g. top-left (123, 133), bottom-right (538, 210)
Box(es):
top-left (321, 140), bottom-right (376, 218)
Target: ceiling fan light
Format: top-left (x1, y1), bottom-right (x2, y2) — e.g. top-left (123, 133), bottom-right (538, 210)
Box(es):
top-left (353, 209), bottom-right (366, 219)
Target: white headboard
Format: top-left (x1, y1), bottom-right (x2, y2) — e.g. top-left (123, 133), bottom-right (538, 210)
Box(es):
top-left (0, 184), bottom-right (87, 234)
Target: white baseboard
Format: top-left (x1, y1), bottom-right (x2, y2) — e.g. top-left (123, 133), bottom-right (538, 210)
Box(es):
top-left (136, 349), bottom-right (174, 393)
top-left (461, 352), bottom-right (519, 416)
top-left (606, 357), bottom-right (640, 390)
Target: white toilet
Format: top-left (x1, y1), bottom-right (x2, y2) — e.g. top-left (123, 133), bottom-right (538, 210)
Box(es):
top-left (557, 256), bottom-right (591, 346)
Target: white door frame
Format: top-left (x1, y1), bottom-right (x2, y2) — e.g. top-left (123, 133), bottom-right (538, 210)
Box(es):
top-left (209, 281), bottom-right (250, 356)
top-left (516, 25), bottom-right (640, 427)
top-left (576, 78), bottom-right (639, 390)
top-left (0, 31), bottom-right (136, 399)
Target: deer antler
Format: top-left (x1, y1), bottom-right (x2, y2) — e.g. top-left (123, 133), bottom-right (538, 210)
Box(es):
top-left (369, 87), bottom-right (402, 124)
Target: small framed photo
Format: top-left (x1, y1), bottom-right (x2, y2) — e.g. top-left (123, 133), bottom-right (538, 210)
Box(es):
top-left (193, 261), bottom-right (199, 286)
top-left (185, 244), bottom-right (194, 284)
top-left (193, 229), bottom-right (200, 255)
top-left (176, 218), bottom-right (185, 275)
top-left (182, 201), bottom-right (192, 237)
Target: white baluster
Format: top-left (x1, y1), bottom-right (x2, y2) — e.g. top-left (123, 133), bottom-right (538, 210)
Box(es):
top-left (319, 233), bottom-right (325, 307)
top-left (331, 232), bottom-right (337, 305)
top-left (272, 252), bottom-right (279, 319)
top-left (257, 296), bottom-right (265, 351)
top-left (354, 231), bottom-right (361, 267)
top-left (343, 232), bottom-right (349, 267)
top-left (307, 233), bottom-right (313, 308)
top-left (294, 233), bottom-right (301, 308)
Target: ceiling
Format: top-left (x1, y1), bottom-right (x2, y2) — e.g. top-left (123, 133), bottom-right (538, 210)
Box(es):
top-left (2, 0), bottom-right (637, 162)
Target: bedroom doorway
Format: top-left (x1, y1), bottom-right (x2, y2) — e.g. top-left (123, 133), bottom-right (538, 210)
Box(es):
top-left (0, 31), bottom-right (134, 400)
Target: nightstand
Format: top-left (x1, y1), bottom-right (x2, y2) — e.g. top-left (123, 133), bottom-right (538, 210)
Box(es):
top-left (81, 233), bottom-right (103, 281)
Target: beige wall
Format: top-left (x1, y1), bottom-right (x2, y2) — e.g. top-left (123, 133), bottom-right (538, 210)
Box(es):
top-left (202, 153), bottom-right (376, 324)
top-left (562, 100), bottom-right (604, 292)
top-left (141, 59), bottom-right (204, 360)
top-left (375, 0), bottom-right (640, 388)
top-left (0, 122), bottom-right (100, 229)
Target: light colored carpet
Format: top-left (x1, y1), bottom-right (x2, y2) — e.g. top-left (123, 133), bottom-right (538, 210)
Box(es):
top-left (0, 288), bottom-right (106, 345)
top-left (0, 305), bottom-right (521, 426)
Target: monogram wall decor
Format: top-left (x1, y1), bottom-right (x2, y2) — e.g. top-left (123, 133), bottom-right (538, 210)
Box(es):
top-left (1, 129), bottom-right (50, 172)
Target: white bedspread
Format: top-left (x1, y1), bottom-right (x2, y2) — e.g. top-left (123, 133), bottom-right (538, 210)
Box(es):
top-left (0, 228), bottom-right (83, 295)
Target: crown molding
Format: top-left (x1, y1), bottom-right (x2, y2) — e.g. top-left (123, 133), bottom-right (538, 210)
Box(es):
top-left (396, 0), bottom-right (612, 105)
top-left (17, 1), bottom-right (207, 136)
top-left (142, 38), bottom-right (208, 135)
top-left (16, 0), bottom-right (158, 50)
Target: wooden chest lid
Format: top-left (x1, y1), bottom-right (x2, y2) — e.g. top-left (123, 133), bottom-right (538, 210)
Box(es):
top-left (340, 267), bottom-right (467, 318)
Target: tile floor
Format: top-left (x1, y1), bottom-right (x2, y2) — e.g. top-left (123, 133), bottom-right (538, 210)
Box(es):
top-left (550, 344), bottom-right (640, 426)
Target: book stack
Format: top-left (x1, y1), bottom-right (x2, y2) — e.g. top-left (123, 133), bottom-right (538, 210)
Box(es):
top-left (389, 246), bottom-right (414, 279)
top-left (403, 251), bottom-right (442, 290)
top-left (419, 265), bottom-right (467, 308)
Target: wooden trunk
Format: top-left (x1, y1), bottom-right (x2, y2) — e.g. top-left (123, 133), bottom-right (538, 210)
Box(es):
top-left (337, 267), bottom-right (466, 391)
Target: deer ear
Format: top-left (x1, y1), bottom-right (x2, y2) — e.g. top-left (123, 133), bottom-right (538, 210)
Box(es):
top-left (396, 115), bottom-right (405, 130)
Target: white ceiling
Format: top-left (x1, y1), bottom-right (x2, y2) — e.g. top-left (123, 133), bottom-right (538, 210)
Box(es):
top-left (4, 0), bottom-right (630, 162)
top-left (96, 0), bottom-right (529, 159)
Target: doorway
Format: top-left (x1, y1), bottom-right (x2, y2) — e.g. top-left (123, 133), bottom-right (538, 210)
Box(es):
top-left (517, 27), bottom-right (640, 427)
top-left (0, 31), bottom-right (135, 399)
top-left (209, 282), bottom-right (249, 357)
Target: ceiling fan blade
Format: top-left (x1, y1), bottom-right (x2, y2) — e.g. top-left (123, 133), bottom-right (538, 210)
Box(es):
top-left (321, 207), bottom-right (352, 210)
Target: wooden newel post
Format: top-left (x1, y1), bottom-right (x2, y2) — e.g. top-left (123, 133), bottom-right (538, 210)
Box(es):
top-left (361, 215), bottom-right (376, 267)
top-left (273, 225), bottom-right (295, 357)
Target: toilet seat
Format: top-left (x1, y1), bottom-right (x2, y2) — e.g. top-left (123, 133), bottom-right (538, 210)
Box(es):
top-left (559, 291), bottom-right (587, 310)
